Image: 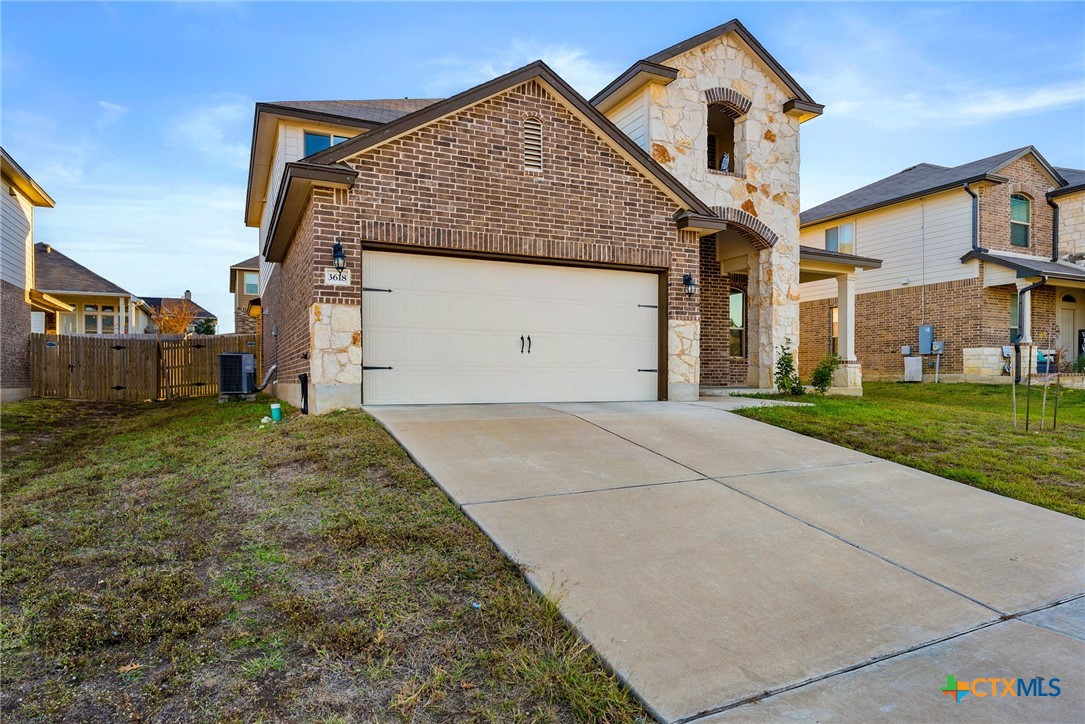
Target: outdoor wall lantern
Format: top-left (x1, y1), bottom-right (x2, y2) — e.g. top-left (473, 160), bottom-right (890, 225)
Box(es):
top-left (683, 273), bottom-right (696, 295)
top-left (331, 241), bottom-right (348, 272)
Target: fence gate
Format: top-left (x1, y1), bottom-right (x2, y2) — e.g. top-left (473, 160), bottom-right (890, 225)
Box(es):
top-left (30, 334), bottom-right (260, 401)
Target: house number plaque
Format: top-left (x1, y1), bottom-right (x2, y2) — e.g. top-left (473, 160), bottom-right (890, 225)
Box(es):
top-left (323, 268), bottom-right (351, 286)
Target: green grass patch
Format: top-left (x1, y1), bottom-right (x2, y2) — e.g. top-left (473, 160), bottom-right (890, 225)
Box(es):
top-left (1, 396), bottom-right (646, 721)
top-left (736, 382), bottom-right (1085, 517)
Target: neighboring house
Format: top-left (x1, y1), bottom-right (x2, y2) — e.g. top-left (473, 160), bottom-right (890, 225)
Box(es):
top-left (1, 148), bottom-right (67, 401)
top-left (799, 147), bottom-right (1085, 381)
top-left (245, 20), bottom-right (877, 412)
top-left (33, 243), bottom-right (153, 335)
top-left (142, 291), bottom-right (218, 334)
top-left (228, 255), bottom-right (260, 334)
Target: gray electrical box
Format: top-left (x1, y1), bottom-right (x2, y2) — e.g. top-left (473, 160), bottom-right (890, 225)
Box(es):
top-left (918, 324), bottom-right (934, 355)
top-left (931, 340), bottom-right (945, 355)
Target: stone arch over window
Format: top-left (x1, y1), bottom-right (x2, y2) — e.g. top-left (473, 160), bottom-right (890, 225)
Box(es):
top-left (704, 88), bottom-right (752, 175)
top-left (712, 206), bottom-right (779, 249)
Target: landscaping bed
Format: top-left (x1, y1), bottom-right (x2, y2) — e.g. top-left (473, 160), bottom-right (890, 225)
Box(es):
top-left (735, 382), bottom-right (1085, 518)
top-left (0, 397), bottom-right (646, 721)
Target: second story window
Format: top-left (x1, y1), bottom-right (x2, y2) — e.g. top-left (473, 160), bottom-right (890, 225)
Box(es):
top-left (707, 106), bottom-right (735, 173)
top-left (304, 131), bottom-right (351, 158)
top-left (825, 222), bottom-right (855, 254)
top-left (244, 272), bottom-right (259, 295)
top-left (1010, 194), bottom-right (1030, 247)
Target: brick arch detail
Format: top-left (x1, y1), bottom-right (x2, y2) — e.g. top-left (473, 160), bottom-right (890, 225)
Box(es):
top-left (704, 87), bottom-right (753, 118)
top-left (712, 206), bottom-right (778, 248)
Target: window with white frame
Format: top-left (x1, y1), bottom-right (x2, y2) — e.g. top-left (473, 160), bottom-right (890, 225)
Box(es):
top-left (1010, 194), bottom-right (1030, 247)
top-left (244, 272), bottom-right (259, 295)
top-left (825, 222), bottom-right (855, 255)
top-left (83, 304), bottom-right (117, 334)
top-left (830, 306), bottom-right (839, 355)
top-left (1010, 297), bottom-right (1020, 343)
top-left (303, 131), bottom-right (352, 157)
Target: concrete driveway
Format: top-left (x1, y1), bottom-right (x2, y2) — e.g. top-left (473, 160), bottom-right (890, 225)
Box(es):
top-left (366, 400), bottom-right (1085, 722)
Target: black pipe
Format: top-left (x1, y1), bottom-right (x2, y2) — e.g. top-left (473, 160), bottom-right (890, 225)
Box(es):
top-left (1047, 195), bottom-right (1060, 262)
top-left (963, 183), bottom-right (985, 252)
top-left (299, 373), bottom-right (309, 415)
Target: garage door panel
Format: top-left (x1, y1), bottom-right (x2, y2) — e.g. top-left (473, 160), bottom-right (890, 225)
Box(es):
top-left (362, 251), bottom-right (659, 404)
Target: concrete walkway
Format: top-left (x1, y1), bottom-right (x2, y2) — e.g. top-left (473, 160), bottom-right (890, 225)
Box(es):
top-left (366, 400), bottom-right (1085, 722)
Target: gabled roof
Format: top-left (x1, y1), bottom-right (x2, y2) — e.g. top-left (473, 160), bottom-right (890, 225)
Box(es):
top-left (305, 59), bottom-right (713, 216)
top-left (801, 146), bottom-right (1073, 227)
top-left (960, 249), bottom-right (1085, 283)
top-left (592, 19), bottom-right (822, 118)
top-left (229, 255), bottom-right (260, 293)
top-left (141, 296), bottom-right (217, 320)
top-left (1, 147), bottom-right (55, 207)
top-left (34, 243), bottom-right (131, 296)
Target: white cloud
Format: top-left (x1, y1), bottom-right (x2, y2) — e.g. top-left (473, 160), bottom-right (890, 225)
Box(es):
top-left (420, 40), bottom-right (618, 98)
top-left (96, 100), bottom-right (129, 129)
top-left (168, 96), bottom-right (252, 171)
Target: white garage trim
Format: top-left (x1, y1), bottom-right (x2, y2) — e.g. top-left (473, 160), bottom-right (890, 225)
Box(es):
top-left (362, 250), bottom-right (662, 405)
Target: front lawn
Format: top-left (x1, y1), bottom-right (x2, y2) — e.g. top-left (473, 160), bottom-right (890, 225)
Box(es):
top-left (0, 397), bottom-right (645, 721)
top-left (735, 382), bottom-right (1085, 518)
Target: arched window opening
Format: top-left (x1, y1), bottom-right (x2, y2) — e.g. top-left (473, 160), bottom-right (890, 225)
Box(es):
top-left (707, 106), bottom-right (736, 173)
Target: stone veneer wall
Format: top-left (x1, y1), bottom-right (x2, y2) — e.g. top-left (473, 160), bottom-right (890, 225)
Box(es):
top-left (645, 33), bottom-right (802, 388)
top-left (273, 80), bottom-right (704, 409)
top-left (800, 278), bottom-right (1057, 380)
top-left (1, 279), bottom-right (31, 400)
top-left (234, 310), bottom-right (257, 335)
top-left (1056, 189), bottom-right (1085, 259)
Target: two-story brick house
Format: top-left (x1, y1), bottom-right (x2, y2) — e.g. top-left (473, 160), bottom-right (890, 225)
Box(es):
top-left (244, 20), bottom-right (878, 411)
top-left (799, 147), bottom-right (1085, 381)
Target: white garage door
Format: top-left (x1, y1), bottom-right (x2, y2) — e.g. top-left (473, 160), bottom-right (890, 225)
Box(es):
top-left (362, 250), bottom-right (659, 405)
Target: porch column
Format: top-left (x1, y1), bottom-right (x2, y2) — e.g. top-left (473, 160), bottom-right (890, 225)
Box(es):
top-left (745, 249), bottom-right (761, 387)
top-left (837, 272), bottom-right (856, 362)
top-left (831, 271), bottom-right (863, 395)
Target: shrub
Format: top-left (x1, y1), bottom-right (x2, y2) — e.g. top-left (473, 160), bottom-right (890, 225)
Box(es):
top-left (1073, 355), bottom-right (1085, 374)
top-left (810, 354), bottom-right (841, 394)
top-left (774, 338), bottom-right (804, 396)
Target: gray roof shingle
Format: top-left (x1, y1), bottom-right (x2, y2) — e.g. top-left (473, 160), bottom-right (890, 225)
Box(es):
top-left (141, 296), bottom-right (216, 320)
top-left (34, 243), bottom-right (131, 296)
top-left (230, 255), bottom-right (260, 270)
top-left (270, 99), bottom-right (443, 126)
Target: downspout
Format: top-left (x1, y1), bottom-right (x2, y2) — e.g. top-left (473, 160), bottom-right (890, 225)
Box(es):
top-left (1047, 194), bottom-right (1059, 262)
top-left (963, 183), bottom-right (985, 252)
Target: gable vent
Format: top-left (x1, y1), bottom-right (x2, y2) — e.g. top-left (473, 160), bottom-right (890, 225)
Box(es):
top-left (524, 117), bottom-right (543, 172)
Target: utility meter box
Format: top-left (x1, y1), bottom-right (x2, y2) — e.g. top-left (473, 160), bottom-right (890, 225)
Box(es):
top-left (918, 324), bottom-right (934, 355)
top-left (904, 356), bottom-right (923, 382)
top-left (931, 340), bottom-right (945, 355)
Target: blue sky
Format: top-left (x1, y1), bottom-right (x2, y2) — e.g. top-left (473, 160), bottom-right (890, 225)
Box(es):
top-left (3, 2), bottom-right (1082, 331)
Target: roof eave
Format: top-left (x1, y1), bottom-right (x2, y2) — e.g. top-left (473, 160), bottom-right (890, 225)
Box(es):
top-left (590, 60), bottom-right (678, 113)
top-left (959, 249), bottom-right (1085, 283)
top-left (799, 246), bottom-right (882, 269)
top-left (800, 173), bottom-right (1009, 229)
top-left (1049, 182), bottom-right (1085, 199)
top-left (262, 162), bottom-right (359, 263)
top-left (244, 103), bottom-right (380, 227)
top-left (1, 148), bottom-right (56, 207)
top-left (782, 99), bottom-right (824, 123)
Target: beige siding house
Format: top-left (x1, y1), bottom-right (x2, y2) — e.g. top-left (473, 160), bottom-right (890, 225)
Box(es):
top-left (799, 147), bottom-right (1085, 381)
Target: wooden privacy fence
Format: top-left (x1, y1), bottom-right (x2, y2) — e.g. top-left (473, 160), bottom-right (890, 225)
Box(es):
top-left (30, 334), bottom-right (260, 402)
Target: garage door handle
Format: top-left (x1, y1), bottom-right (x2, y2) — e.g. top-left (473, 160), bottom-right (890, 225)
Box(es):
top-left (527, 335), bottom-right (531, 354)
top-left (521, 335), bottom-right (525, 354)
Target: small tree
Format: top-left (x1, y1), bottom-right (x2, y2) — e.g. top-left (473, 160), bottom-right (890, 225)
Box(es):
top-left (193, 317), bottom-right (216, 335)
top-left (152, 299), bottom-right (198, 335)
top-left (774, 338), bottom-right (804, 396)
top-left (810, 354), bottom-right (841, 394)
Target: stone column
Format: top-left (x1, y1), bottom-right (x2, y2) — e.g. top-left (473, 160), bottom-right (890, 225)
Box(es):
top-left (754, 243), bottom-right (800, 390)
top-left (308, 302), bottom-right (362, 413)
top-left (667, 319), bottom-right (700, 400)
top-left (744, 249), bottom-right (760, 387)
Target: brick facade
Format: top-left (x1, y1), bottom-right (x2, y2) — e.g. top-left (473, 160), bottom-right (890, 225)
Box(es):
top-left (977, 155), bottom-right (1056, 258)
top-left (264, 80), bottom-right (703, 404)
top-left (699, 234), bottom-right (748, 386)
top-left (800, 276), bottom-right (1057, 380)
top-left (1, 279), bottom-right (31, 398)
